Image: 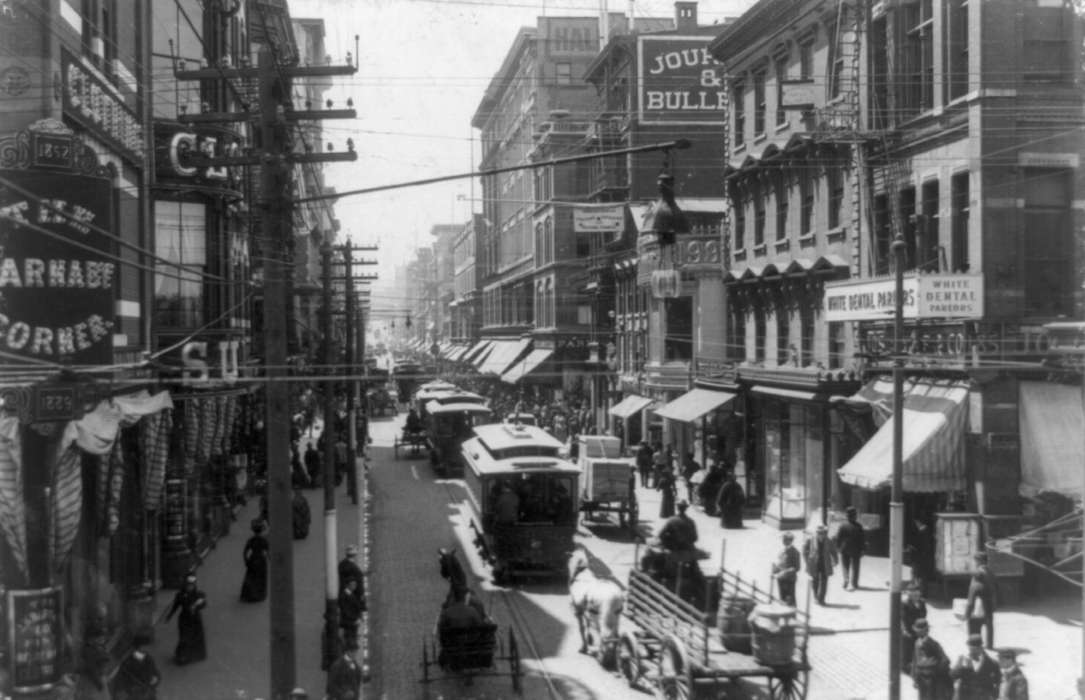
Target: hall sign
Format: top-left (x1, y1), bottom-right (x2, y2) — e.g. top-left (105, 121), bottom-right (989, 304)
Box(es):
top-left (61, 49), bottom-right (143, 164)
top-left (638, 36), bottom-right (726, 124)
top-left (0, 169), bottom-right (115, 364)
top-left (824, 274), bottom-right (984, 322)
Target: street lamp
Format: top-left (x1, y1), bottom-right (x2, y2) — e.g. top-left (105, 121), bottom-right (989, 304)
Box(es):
top-left (888, 234), bottom-right (906, 699)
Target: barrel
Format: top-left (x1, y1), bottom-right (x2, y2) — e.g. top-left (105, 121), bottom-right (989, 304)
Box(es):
top-left (718, 596), bottom-right (755, 652)
top-left (748, 603), bottom-right (798, 666)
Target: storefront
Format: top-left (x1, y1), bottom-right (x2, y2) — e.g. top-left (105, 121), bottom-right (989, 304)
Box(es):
top-left (608, 394), bottom-right (655, 450)
top-left (654, 386), bottom-right (736, 468)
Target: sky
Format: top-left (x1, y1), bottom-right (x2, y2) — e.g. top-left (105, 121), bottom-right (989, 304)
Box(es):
top-left (288, 0), bottom-right (757, 309)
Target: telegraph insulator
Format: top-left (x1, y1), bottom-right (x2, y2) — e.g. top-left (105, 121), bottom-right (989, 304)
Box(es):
top-left (346, 138), bottom-right (355, 152)
top-left (305, 100), bottom-right (312, 109)
top-left (326, 99), bottom-right (333, 109)
top-left (347, 98), bottom-right (354, 108)
top-left (327, 142), bottom-right (334, 152)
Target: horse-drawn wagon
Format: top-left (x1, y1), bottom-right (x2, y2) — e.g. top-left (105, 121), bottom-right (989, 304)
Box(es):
top-left (616, 542), bottom-right (811, 700)
top-left (574, 435), bottom-right (638, 532)
top-left (392, 425), bottom-right (427, 459)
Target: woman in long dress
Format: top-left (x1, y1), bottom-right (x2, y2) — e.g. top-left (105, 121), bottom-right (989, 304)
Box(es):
top-left (165, 575), bottom-right (207, 665)
top-left (657, 467), bottom-right (677, 518)
top-left (240, 519), bottom-right (269, 602)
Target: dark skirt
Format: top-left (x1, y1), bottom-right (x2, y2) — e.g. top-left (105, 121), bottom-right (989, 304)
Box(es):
top-left (175, 612), bottom-right (207, 665)
top-left (240, 560), bottom-right (268, 602)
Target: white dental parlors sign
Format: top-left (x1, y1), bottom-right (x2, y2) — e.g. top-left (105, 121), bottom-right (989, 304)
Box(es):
top-left (638, 36), bottom-right (726, 125)
top-left (824, 274), bottom-right (985, 322)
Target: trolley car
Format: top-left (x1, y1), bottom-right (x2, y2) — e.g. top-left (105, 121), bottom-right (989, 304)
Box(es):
top-left (425, 400), bottom-right (493, 477)
top-left (462, 423), bottom-right (581, 584)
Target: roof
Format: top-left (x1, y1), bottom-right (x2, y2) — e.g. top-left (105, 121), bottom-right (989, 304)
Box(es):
top-left (471, 422), bottom-right (564, 451)
top-left (462, 437), bottom-right (581, 477)
top-left (425, 401), bottom-right (493, 416)
top-left (708, 0), bottom-right (807, 63)
top-left (471, 27), bottom-right (537, 129)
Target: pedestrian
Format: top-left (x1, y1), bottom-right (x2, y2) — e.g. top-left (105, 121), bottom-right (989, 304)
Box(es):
top-left (651, 442), bottom-right (668, 488)
top-left (568, 433), bottom-right (580, 461)
top-left (656, 465), bottom-right (677, 519)
top-left (802, 525), bottom-right (839, 605)
top-left (911, 618), bottom-right (952, 700)
top-left (636, 441), bottom-right (653, 488)
top-left (835, 506), bottom-right (866, 591)
top-left (304, 441), bottom-right (321, 489)
top-left (292, 487), bottom-right (311, 540)
top-left (772, 532), bottom-right (802, 606)
top-left (902, 581), bottom-right (929, 675)
top-left (289, 688), bottom-right (308, 700)
top-left (680, 451), bottom-right (700, 503)
top-left (995, 649), bottom-right (1029, 700)
top-left (291, 446), bottom-right (309, 489)
top-left (658, 500), bottom-right (698, 552)
top-left (338, 545), bottom-right (365, 598)
top-left (965, 553), bottom-right (998, 649)
top-left (326, 648), bottom-right (363, 700)
top-left (910, 515), bottom-right (936, 595)
top-left (240, 519), bottom-right (269, 602)
top-left (339, 577), bottom-right (365, 650)
top-left (951, 635), bottom-right (1001, 700)
top-left (111, 637), bottom-right (160, 700)
top-left (717, 471), bottom-right (746, 529)
top-left (698, 461), bottom-right (724, 516)
top-left (164, 574), bottom-right (207, 665)
top-left (334, 435), bottom-right (348, 486)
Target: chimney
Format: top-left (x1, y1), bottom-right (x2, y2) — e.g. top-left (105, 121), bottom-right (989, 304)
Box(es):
top-left (675, 1), bottom-right (697, 31)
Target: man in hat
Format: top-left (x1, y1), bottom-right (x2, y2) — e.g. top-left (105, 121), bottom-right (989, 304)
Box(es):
top-left (995, 649), bottom-right (1028, 700)
top-left (803, 525), bottom-right (839, 605)
top-left (658, 500), bottom-right (698, 552)
top-left (338, 545), bottom-right (365, 605)
top-left (965, 553), bottom-right (999, 649)
top-left (327, 648), bottom-right (363, 700)
top-left (835, 506), bottom-right (866, 591)
top-left (951, 635), bottom-right (1001, 700)
top-left (911, 618), bottom-right (952, 700)
top-left (772, 532), bottom-right (802, 606)
top-left (635, 441), bottom-right (654, 488)
top-left (901, 581), bottom-right (929, 675)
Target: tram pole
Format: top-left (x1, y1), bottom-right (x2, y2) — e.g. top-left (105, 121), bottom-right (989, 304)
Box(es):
top-left (320, 242), bottom-right (341, 671)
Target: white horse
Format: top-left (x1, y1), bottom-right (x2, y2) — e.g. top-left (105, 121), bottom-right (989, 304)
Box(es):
top-left (568, 547), bottom-right (625, 662)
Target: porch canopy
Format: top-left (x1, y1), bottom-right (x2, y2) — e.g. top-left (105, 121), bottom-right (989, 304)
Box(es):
top-left (836, 376), bottom-right (970, 492)
top-left (1019, 380), bottom-right (1085, 498)
top-left (501, 348), bottom-right (553, 384)
top-left (655, 388), bottom-right (735, 423)
top-left (609, 394), bottom-right (654, 419)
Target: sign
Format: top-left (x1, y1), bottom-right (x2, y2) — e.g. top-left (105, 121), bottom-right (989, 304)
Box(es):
top-left (0, 169), bottom-right (116, 365)
top-left (154, 121), bottom-right (243, 189)
top-left (824, 274), bottom-right (984, 322)
top-left (573, 205), bottom-right (624, 234)
top-left (156, 335), bottom-right (247, 387)
top-left (676, 235), bottom-right (721, 268)
top-left (638, 36), bottom-right (726, 125)
top-left (6, 587), bottom-right (63, 694)
top-left (541, 17), bottom-right (599, 55)
top-left (60, 49), bottom-right (143, 165)
top-left (780, 79), bottom-right (817, 109)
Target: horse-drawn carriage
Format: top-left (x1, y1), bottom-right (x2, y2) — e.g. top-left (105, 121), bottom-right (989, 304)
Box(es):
top-left (575, 435), bottom-right (638, 532)
top-left (392, 425), bottom-right (427, 459)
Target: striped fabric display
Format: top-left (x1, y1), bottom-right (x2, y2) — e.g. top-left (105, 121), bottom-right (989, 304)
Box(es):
top-left (183, 399), bottom-right (199, 474)
top-left (51, 442), bottom-right (83, 574)
top-left (0, 415), bottom-right (28, 583)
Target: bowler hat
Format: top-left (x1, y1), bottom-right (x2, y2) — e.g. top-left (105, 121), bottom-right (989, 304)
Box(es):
top-left (967, 634), bottom-right (983, 647)
top-left (997, 648), bottom-right (1017, 660)
top-left (845, 506), bottom-right (857, 516)
top-left (677, 500), bottom-right (689, 511)
top-left (912, 618), bottom-right (929, 632)
top-left (346, 545), bottom-right (359, 557)
top-left (781, 532), bottom-right (794, 542)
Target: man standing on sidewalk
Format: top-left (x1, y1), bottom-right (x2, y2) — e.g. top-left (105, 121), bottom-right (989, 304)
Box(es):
top-left (635, 441), bottom-right (653, 488)
top-left (950, 635), bottom-right (1001, 700)
top-left (835, 506), bottom-right (865, 591)
top-left (803, 525), bottom-right (838, 605)
top-left (772, 532), bottom-right (801, 606)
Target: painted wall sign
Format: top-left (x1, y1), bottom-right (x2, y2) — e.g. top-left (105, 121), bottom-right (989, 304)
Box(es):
top-left (638, 36), bottom-right (726, 125)
top-left (0, 169), bottom-right (115, 365)
top-left (824, 274), bottom-right (984, 322)
top-left (541, 17), bottom-right (599, 55)
top-left (60, 49), bottom-right (143, 164)
top-left (6, 587), bottom-right (64, 694)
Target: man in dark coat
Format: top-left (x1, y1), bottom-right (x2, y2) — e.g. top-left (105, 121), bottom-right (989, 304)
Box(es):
top-left (111, 638), bottom-right (160, 700)
top-left (658, 500), bottom-right (698, 552)
top-left (635, 441), bottom-right (653, 488)
top-left (995, 649), bottom-right (1028, 700)
top-left (835, 506), bottom-right (866, 591)
top-left (698, 462), bottom-right (724, 516)
top-left (339, 578), bottom-right (365, 650)
top-left (911, 618), bottom-right (952, 700)
top-left (950, 635), bottom-right (1001, 700)
top-left (965, 553), bottom-right (999, 649)
top-left (901, 582), bottom-right (929, 675)
top-left (717, 472), bottom-right (746, 529)
top-left (326, 649), bottom-right (363, 700)
top-left (339, 545), bottom-right (365, 599)
top-left (772, 532), bottom-right (802, 606)
top-left (303, 442), bottom-right (321, 489)
top-left (292, 488), bottom-right (311, 540)
top-left (803, 525), bottom-right (838, 605)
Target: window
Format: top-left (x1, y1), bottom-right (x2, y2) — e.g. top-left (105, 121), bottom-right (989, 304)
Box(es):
top-left (772, 55), bottom-right (789, 126)
top-left (899, 187), bottom-right (917, 270)
top-left (828, 167), bottom-right (844, 230)
top-left (946, 0), bottom-right (969, 100)
top-left (82, 0), bottom-right (117, 67)
top-left (556, 63), bottom-right (572, 85)
top-left (920, 180), bottom-right (940, 272)
top-left (776, 309), bottom-right (791, 366)
top-left (869, 17), bottom-right (890, 129)
top-left (733, 199), bottom-right (746, 251)
top-left (799, 38), bottom-right (814, 80)
top-left (1023, 168), bottom-right (1073, 316)
top-left (800, 304), bottom-right (815, 367)
top-left (753, 71), bottom-right (767, 135)
top-left (775, 175), bottom-right (788, 240)
top-left (829, 8), bottom-right (849, 100)
top-left (732, 81), bottom-right (746, 146)
top-left (901, 0), bottom-right (935, 116)
top-left (950, 171), bottom-right (970, 272)
top-left (729, 308), bottom-right (747, 362)
top-left (1022, 4), bottom-right (1074, 82)
top-left (799, 170), bottom-right (814, 236)
top-left (754, 308), bottom-right (767, 362)
top-left (754, 193), bottom-right (766, 247)
top-left (155, 201), bottom-right (207, 328)
top-left (828, 321), bottom-right (846, 368)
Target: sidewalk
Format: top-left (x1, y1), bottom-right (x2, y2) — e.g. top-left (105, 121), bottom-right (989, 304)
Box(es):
top-left (585, 477), bottom-right (1082, 699)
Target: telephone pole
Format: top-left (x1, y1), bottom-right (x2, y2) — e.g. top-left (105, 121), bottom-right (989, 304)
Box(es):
top-left (176, 47), bottom-right (357, 700)
top-left (320, 243), bottom-right (340, 671)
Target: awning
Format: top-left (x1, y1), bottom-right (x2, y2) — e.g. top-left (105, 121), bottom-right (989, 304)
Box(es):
top-left (500, 348), bottom-right (553, 384)
top-left (463, 340), bottom-right (491, 363)
top-left (609, 394), bottom-right (654, 419)
top-left (655, 388), bottom-right (735, 423)
top-left (751, 386), bottom-right (822, 402)
top-left (451, 345), bottom-right (472, 363)
top-left (1019, 381), bottom-right (1085, 498)
top-left (479, 339), bottom-right (531, 376)
top-left (472, 342), bottom-right (497, 369)
top-left (836, 377), bottom-right (970, 492)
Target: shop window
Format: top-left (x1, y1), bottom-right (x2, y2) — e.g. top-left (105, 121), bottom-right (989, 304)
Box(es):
top-left (753, 71), bottom-right (767, 135)
top-left (762, 401), bottom-right (812, 523)
top-left (828, 167), bottom-right (844, 230)
top-left (951, 171), bottom-right (970, 272)
top-left (733, 80), bottom-right (746, 146)
top-left (1023, 168), bottom-right (1074, 316)
top-left (776, 308), bottom-right (791, 365)
top-left (946, 0), bottom-right (969, 100)
top-left (155, 201), bottom-right (207, 328)
top-left (775, 174), bottom-right (788, 241)
top-left (754, 307), bottom-right (767, 362)
top-left (828, 321), bottom-right (846, 368)
top-left (920, 179), bottom-right (940, 272)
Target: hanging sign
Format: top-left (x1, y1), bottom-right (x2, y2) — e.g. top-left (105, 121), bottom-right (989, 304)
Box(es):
top-left (573, 205), bottom-right (624, 234)
top-left (0, 169), bottom-right (115, 366)
top-left (6, 587), bottom-right (64, 694)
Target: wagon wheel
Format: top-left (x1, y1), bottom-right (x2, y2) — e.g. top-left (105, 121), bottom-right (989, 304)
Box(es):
top-left (654, 634), bottom-right (692, 700)
top-left (508, 628), bottom-right (522, 694)
top-left (768, 668), bottom-right (808, 700)
top-left (618, 631), bottom-right (644, 688)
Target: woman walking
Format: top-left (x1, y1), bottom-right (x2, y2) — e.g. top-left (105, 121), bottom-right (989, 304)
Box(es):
top-left (657, 466), bottom-right (677, 519)
top-left (240, 519), bottom-right (269, 602)
top-left (164, 574), bottom-right (207, 665)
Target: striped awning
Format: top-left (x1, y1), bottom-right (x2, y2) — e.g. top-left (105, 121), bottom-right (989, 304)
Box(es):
top-left (479, 339), bottom-right (530, 376)
top-left (836, 377), bottom-right (970, 492)
top-left (463, 340), bottom-right (492, 364)
top-left (500, 348), bottom-right (553, 384)
top-left (655, 388), bottom-right (735, 423)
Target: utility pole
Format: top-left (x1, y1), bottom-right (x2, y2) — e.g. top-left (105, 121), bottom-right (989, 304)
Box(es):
top-left (320, 243), bottom-right (340, 671)
top-left (176, 46), bottom-right (357, 700)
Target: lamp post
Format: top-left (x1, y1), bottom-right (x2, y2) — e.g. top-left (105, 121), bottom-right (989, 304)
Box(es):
top-left (888, 234), bottom-right (906, 699)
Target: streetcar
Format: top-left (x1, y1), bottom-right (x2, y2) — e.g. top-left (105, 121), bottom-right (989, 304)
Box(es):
top-left (425, 399), bottom-right (493, 477)
top-left (462, 423), bottom-right (581, 584)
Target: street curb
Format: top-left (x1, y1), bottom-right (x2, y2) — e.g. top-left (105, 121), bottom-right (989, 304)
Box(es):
top-left (360, 454), bottom-right (373, 683)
